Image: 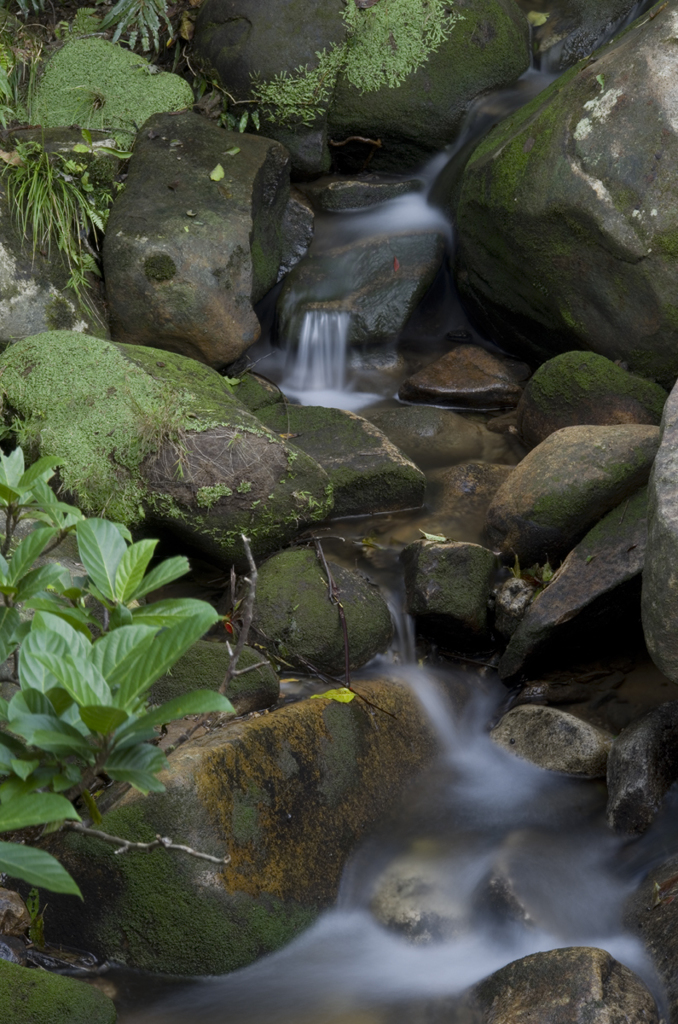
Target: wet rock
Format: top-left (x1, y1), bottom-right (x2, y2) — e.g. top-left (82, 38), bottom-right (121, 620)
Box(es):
top-left (426, 462), bottom-right (514, 522)
top-left (0, 332), bottom-right (333, 567)
top-left (150, 641), bottom-right (279, 717)
top-left (37, 678), bottom-right (439, 975)
top-left (527, 0), bottom-right (648, 71)
top-left (463, 947), bottom-right (659, 1024)
top-left (643, 379), bottom-right (678, 684)
top-left (254, 404), bottom-right (425, 517)
top-left (370, 851), bottom-right (470, 943)
top-left (399, 346), bottom-right (530, 409)
top-left (517, 352), bottom-right (667, 449)
top-left (493, 576), bottom-right (535, 638)
top-left (606, 702), bottom-right (678, 835)
top-left (367, 406), bottom-right (518, 470)
top-left (104, 111), bottom-right (290, 367)
top-left (252, 547), bottom-right (393, 675)
top-left (499, 487), bottom-right (648, 682)
top-left (0, 935), bottom-right (26, 966)
top-left (278, 188), bottom-right (314, 281)
top-left (455, 3), bottom-right (678, 387)
top-left (277, 230), bottom-right (445, 347)
top-left (230, 371), bottom-right (284, 414)
top-left (624, 854), bottom-right (678, 1024)
top-left (0, 957), bottom-right (116, 1022)
top-left (485, 424), bottom-right (659, 566)
top-left (401, 540), bottom-right (498, 650)
top-left (490, 705), bottom-right (613, 777)
top-left (0, 889), bottom-right (29, 937)
top-left (300, 176), bottom-right (423, 212)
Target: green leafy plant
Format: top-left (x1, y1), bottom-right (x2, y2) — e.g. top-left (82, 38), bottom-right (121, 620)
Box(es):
top-left (26, 886), bottom-right (44, 946)
top-left (0, 446), bottom-right (234, 896)
top-left (510, 554), bottom-right (555, 597)
top-left (100, 0), bottom-right (171, 53)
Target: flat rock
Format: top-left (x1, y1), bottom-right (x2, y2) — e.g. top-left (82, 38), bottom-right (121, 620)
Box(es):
top-left (255, 404), bottom-right (425, 517)
top-left (490, 705), bottom-right (613, 777)
top-left (399, 346), bottom-right (530, 409)
top-left (300, 176), bottom-right (423, 212)
top-left (485, 424), bottom-right (659, 566)
top-left (624, 855), bottom-right (678, 1024)
top-left (606, 702), bottom-right (678, 835)
top-left (499, 487), bottom-right (648, 682)
top-left (517, 351), bottom-right (667, 449)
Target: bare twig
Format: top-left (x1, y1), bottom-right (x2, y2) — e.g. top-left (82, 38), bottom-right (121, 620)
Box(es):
top-left (329, 136), bottom-right (382, 148)
top-left (220, 535), bottom-right (258, 695)
top-left (63, 822), bottom-right (230, 865)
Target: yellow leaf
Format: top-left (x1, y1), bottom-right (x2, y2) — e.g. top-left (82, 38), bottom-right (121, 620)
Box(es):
top-left (527, 10), bottom-right (550, 25)
top-left (179, 10), bottom-right (195, 40)
top-left (210, 163), bottom-right (225, 181)
top-left (310, 688), bottom-right (356, 703)
top-left (420, 530), bottom-right (447, 542)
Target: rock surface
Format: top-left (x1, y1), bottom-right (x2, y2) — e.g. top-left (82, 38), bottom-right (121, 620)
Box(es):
top-left (493, 575), bottom-right (535, 637)
top-left (252, 548), bottom-right (393, 674)
top-left (254, 404), bottom-right (425, 518)
top-left (455, 2), bottom-right (678, 387)
top-left (370, 851), bottom-right (471, 943)
top-left (0, 332), bottom-right (333, 566)
top-left (427, 462), bottom-right (514, 523)
top-left (606, 702), bottom-right (678, 835)
top-left (399, 345), bottom-right (530, 409)
top-left (37, 679), bottom-right (438, 975)
top-left (517, 352), bottom-right (667, 448)
top-left (278, 187), bottom-right (314, 281)
top-left (0, 889), bottom-right (29, 937)
top-left (491, 705), bottom-right (613, 777)
top-left (625, 855), bottom-right (678, 1024)
top-left (499, 487), bottom-right (648, 682)
top-left (0, 956), bottom-right (116, 1023)
top-left (485, 424), bottom-right (659, 566)
top-left (104, 111), bottom-right (290, 367)
top-left (300, 176), bottom-right (422, 212)
top-left (401, 540), bottom-right (498, 650)
top-left (526, 0), bottom-right (647, 71)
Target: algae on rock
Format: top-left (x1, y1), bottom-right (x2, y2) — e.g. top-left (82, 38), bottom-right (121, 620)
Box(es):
top-left (0, 957), bottom-right (116, 1023)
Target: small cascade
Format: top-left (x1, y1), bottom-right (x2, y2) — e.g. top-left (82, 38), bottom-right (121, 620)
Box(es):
top-left (284, 310), bottom-right (350, 392)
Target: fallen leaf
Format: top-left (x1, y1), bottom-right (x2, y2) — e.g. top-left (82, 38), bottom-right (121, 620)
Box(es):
top-left (278, 432), bottom-right (300, 440)
top-left (210, 163), bottom-right (225, 181)
top-left (186, 210), bottom-right (196, 217)
top-left (179, 10), bottom-right (195, 40)
top-left (420, 530), bottom-right (447, 542)
top-left (0, 149), bottom-right (21, 166)
top-left (393, 256), bottom-right (400, 272)
top-left (225, 147), bottom-right (241, 156)
top-left (311, 688), bottom-right (356, 703)
top-left (223, 376), bottom-right (241, 386)
top-left (596, 73), bottom-right (605, 89)
top-left (527, 10), bottom-right (550, 25)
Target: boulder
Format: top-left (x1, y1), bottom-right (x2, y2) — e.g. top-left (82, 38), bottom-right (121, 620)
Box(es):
top-left (399, 345), bottom-right (530, 409)
top-left (401, 540), bottom-right (498, 650)
top-left (527, 0), bottom-right (648, 71)
top-left (485, 424), bottom-right (659, 566)
top-left (276, 230), bottom-right (445, 347)
top-left (370, 851), bottom-right (471, 943)
top-left (0, 957), bottom-right (116, 1023)
top-left (36, 679), bottom-right (437, 974)
top-left (0, 332), bottom-right (333, 566)
top-left (490, 705), bottom-right (613, 776)
top-left (498, 487), bottom-right (648, 682)
top-left (606, 702), bottom-right (678, 835)
top-left (32, 38), bottom-right (193, 143)
top-left (427, 462), bottom-right (514, 522)
top-left (455, 2), bottom-right (678, 387)
top-left (252, 547), bottom-right (393, 674)
top-left (278, 188), bottom-right (314, 282)
top-left (625, 855), bottom-right (678, 1024)
top-left (150, 641), bottom-right (279, 717)
top-left (0, 889), bottom-right (29, 937)
top-left (254, 404), bottom-right (425, 518)
top-left (367, 406), bottom-right (519, 470)
top-left (642, 380), bottom-right (678, 683)
top-left (463, 947), bottom-right (659, 1024)
top-left (300, 176), bottom-right (423, 212)
top-left (493, 575), bottom-right (535, 637)
top-left (103, 111), bottom-right (290, 367)
top-left (517, 352), bottom-right (667, 448)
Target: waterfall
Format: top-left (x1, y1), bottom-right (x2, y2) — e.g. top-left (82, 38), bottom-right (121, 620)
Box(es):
top-left (284, 311), bottom-right (350, 392)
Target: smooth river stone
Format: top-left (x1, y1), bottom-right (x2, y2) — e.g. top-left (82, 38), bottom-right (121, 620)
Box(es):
top-left (399, 345), bottom-right (530, 409)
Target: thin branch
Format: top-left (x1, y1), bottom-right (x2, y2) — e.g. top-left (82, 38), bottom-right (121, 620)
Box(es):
top-left (63, 822), bottom-right (230, 865)
top-left (329, 136), bottom-right (382, 148)
top-left (219, 535), bottom-right (258, 695)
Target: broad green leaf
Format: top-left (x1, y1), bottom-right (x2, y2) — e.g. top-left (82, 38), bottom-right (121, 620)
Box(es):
top-left (130, 596), bottom-right (215, 628)
top-left (10, 688), bottom-right (54, 716)
top-left (81, 788), bottom-right (103, 826)
top-left (17, 456), bottom-right (60, 491)
top-left (115, 606), bottom-right (220, 708)
top-left (98, 146), bottom-right (133, 159)
top-left (310, 687), bottom-right (356, 703)
top-left (0, 482), bottom-right (20, 505)
top-left (33, 653), bottom-right (111, 707)
top-left (0, 842), bottom-right (82, 897)
top-left (0, 792), bottom-right (80, 831)
top-left (131, 555), bottom-right (189, 600)
top-left (0, 697), bottom-right (8, 723)
top-left (115, 538), bottom-right (158, 603)
top-left (76, 519), bottom-right (127, 600)
top-left (20, 626), bottom-right (87, 692)
top-left (15, 563), bottom-right (71, 602)
top-left (23, 596), bottom-right (96, 636)
top-left (8, 527), bottom-right (58, 583)
top-left (30, 729), bottom-right (94, 759)
top-left (91, 624), bottom-right (157, 681)
top-left (0, 606), bottom-right (19, 664)
top-left (0, 448), bottom-right (24, 489)
top-left (108, 603), bottom-right (133, 629)
top-left (9, 712), bottom-right (93, 756)
top-left (9, 758), bottom-right (39, 780)
top-left (209, 163), bottom-right (225, 181)
top-left (81, 128), bottom-right (92, 146)
top-left (72, 143), bottom-right (90, 152)
top-left (225, 146), bottom-right (240, 156)
top-left (104, 743), bottom-right (167, 793)
top-left (45, 687), bottom-right (74, 716)
top-left (141, 690), bottom-right (234, 729)
top-left (79, 705), bottom-right (128, 734)
top-left (420, 531), bottom-right (447, 543)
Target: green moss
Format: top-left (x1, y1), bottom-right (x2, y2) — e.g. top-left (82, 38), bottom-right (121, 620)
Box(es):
top-left (527, 351), bottom-right (667, 418)
top-left (665, 304), bottom-right (678, 331)
top-left (44, 294), bottom-right (77, 331)
top-left (654, 229), bottom-right (678, 260)
top-left (0, 957), bottom-right (116, 1023)
top-left (319, 701), bottom-right (366, 806)
top-left (579, 485), bottom-right (647, 552)
top-left (196, 483), bottom-right (233, 507)
top-left (144, 253), bottom-right (177, 281)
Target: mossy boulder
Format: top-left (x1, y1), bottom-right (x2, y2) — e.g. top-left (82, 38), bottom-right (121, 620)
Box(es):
top-left (32, 38), bottom-right (193, 144)
top-left (150, 640), bottom-right (279, 716)
top-left (103, 111), bottom-right (290, 368)
top-left (485, 424), bottom-right (659, 566)
top-left (455, 2), bottom-right (678, 388)
top-left (254, 404), bottom-right (425, 517)
top-left (517, 351), bottom-right (667, 448)
top-left (401, 540), bottom-right (498, 651)
top-left (0, 331), bottom-right (333, 565)
top-left (0, 958), bottom-right (116, 1024)
top-left (36, 679), bottom-right (438, 975)
top-left (252, 548), bottom-right (393, 674)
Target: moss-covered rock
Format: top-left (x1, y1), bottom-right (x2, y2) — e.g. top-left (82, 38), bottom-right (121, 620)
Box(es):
top-left (517, 351), bottom-right (667, 448)
top-left (254, 404), bottom-right (425, 517)
top-left (36, 679), bottom-right (438, 975)
top-left (150, 640), bottom-right (279, 716)
top-left (485, 424), bottom-right (659, 566)
top-left (401, 540), bottom-right (498, 650)
top-left (0, 331), bottom-right (333, 565)
top-left (103, 111), bottom-right (290, 368)
top-left (252, 548), bottom-right (393, 674)
top-left (32, 38), bottom-right (193, 144)
top-left (455, 3), bottom-right (678, 388)
top-left (0, 958), bottom-right (116, 1023)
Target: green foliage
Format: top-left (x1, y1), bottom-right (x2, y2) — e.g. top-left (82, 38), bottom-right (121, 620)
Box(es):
top-left (511, 554), bottom-right (554, 596)
top-left (100, 0), bottom-right (171, 53)
top-left (26, 886), bottom-right (44, 946)
top-left (0, 446), bottom-right (233, 896)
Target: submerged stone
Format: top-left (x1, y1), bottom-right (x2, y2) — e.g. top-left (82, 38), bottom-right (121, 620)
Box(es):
top-left (399, 345), bottom-right (530, 409)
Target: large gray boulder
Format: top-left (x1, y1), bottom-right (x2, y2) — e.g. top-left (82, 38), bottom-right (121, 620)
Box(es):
top-left (103, 111), bottom-right (290, 368)
top-left (625, 855), bottom-right (678, 1024)
top-left (528, 0), bottom-right (648, 71)
top-left (490, 705), bottom-right (613, 777)
top-left (455, 2), bottom-right (678, 388)
top-left (606, 702), bottom-right (678, 835)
